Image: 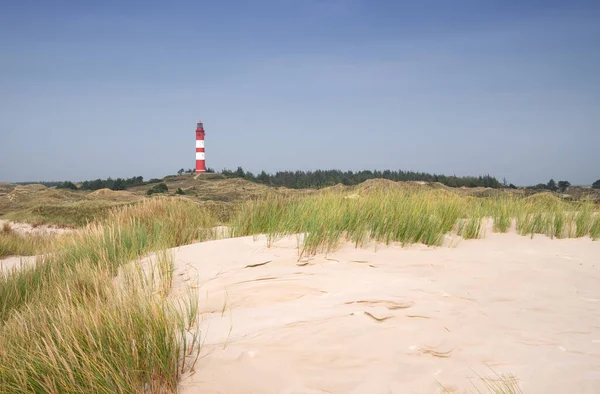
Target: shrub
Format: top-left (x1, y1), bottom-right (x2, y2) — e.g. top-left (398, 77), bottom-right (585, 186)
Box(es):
top-left (147, 183), bottom-right (168, 196)
top-left (175, 188), bottom-right (185, 195)
top-left (593, 179), bottom-right (600, 189)
top-left (56, 181), bottom-right (78, 190)
top-left (556, 180), bottom-right (570, 192)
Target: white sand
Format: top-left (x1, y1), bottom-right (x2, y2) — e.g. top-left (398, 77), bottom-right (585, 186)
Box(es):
top-left (0, 219), bottom-right (72, 236)
top-left (0, 255), bottom-right (37, 273)
top-left (0, 220), bottom-right (68, 273)
top-left (171, 232), bottom-right (600, 394)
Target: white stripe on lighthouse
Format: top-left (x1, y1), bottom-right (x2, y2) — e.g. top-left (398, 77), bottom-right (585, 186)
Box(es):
top-left (196, 152), bottom-right (205, 160)
top-left (196, 140), bottom-right (204, 148)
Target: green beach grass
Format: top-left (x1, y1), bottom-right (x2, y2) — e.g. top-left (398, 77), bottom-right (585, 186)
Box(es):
top-left (0, 197), bottom-right (215, 393)
top-left (232, 189), bottom-right (599, 256)
top-left (0, 222), bottom-right (60, 258)
top-left (0, 251), bottom-right (201, 393)
top-left (0, 188), bottom-right (597, 393)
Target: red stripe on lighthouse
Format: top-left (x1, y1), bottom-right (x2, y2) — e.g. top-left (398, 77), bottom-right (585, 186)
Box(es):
top-left (195, 121), bottom-right (206, 173)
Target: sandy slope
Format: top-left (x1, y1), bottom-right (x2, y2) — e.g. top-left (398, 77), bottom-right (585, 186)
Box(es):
top-left (167, 232), bottom-right (600, 394)
top-left (0, 219), bottom-right (72, 236)
top-left (0, 255), bottom-right (37, 273)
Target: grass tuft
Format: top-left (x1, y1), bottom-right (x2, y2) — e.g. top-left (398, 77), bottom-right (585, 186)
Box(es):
top-left (0, 231), bottom-right (58, 258)
top-left (0, 252), bottom-right (200, 393)
top-left (233, 189), bottom-right (599, 256)
top-left (0, 198), bottom-right (212, 393)
top-left (0, 197), bottom-right (218, 322)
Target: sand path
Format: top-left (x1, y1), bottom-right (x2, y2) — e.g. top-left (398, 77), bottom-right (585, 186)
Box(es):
top-left (170, 232), bottom-right (600, 393)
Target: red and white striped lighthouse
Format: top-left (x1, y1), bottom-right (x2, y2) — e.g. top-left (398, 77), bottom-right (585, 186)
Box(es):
top-left (195, 121), bottom-right (206, 173)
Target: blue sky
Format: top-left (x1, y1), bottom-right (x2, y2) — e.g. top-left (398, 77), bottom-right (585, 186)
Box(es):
top-left (1, 0), bottom-right (599, 185)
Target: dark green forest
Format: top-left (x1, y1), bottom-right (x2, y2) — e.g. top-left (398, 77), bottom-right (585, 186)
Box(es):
top-left (13, 169), bottom-right (600, 192)
top-left (222, 168), bottom-right (506, 189)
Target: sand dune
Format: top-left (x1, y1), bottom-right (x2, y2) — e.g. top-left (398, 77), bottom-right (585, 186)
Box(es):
top-left (0, 255), bottom-right (37, 272)
top-left (169, 232), bottom-right (600, 394)
top-left (0, 219), bottom-right (72, 236)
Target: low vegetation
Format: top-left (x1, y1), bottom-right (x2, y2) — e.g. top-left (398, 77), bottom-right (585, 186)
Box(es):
top-left (0, 198), bottom-right (216, 393)
top-left (233, 189), bottom-right (600, 256)
top-left (0, 198), bottom-right (218, 321)
top-left (1, 178), bottom-right (598, 393)
top-left (0, 222), bottom-right (59, 258)
top-left (147, 182), bottom-right (169, 195)
top-left (3, 200), bottom-right (132, 227)
top-left (0, 250), bottom-right (200, 393)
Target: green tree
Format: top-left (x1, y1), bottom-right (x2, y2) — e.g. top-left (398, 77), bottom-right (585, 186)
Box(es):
top-left (256, 170), bottom-right (270, 184)
top-left (221, 168), bottom-right (235, 178)
top-left (177, 168), bottom-right (185, 176)
top-left (244, 171), bottom-right (255, 181)
top-left (557, 180), bottom-right (571, 192)
top-left (593, 179), bottom-right (600, 189)
top-left (235, 167), bottom-right (246, 178)
top-left (56, 181), bottom-right (78, 190)
top-left (215, 167), bottom-right (504, 189)
top-left (111, 178), bottom-right (126, 191)
top-left (175, 188), bottom-right (185, 195)
top-left (547, 179), bottom-right (558, 192)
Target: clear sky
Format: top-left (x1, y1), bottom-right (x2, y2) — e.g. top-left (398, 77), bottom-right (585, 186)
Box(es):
top-left (1, 0), bottom-right (599, 185)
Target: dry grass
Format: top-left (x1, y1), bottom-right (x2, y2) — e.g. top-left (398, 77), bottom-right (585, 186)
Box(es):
top-left (0, 223), bottom-right (59, 258)
top-left (0, 178), bottom-right (282, 228)
top-left (2, 186), bottom-right (596, 392)
top-left (0, 252), bottom-right (200, 393)
top-left (0, 197), bottom-right (219, 321)
top-left (0, 185), bottom-right (142, 227)
top-left (3, 200), bottom-right (135, 227)
top-left (437, 367), bottom-right (523, 393)
top-left (0, 198), bottom-right (217, 393)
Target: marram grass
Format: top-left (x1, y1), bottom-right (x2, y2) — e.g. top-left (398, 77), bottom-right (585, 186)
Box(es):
top-left (0, 197), bottom-right (218, 322)
top-left (0, 251), bottom-right (200, 394)
top-left (232, 190), bottom-right (599, 256)
top-left (0, 190), bottom-right (597, 393)
top-left (0, 225), bottom-right (60, 258)
top-left (0, 198), bottom-right (212, 393)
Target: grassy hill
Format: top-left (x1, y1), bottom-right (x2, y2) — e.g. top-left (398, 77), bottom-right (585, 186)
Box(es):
top-left (1, 173), bottom-right (598, 227)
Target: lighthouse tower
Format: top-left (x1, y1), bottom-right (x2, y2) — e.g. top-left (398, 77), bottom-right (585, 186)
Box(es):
top-left (195, 121), bottom-right (206, 173)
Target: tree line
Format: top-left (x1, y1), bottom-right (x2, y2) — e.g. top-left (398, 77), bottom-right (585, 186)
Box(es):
top-left (15, 170), bottom-right (600, 192)
top-left (53, 167), bottom-right (217, 191)
top-left (526, 179), bottom-right (572, 192)
top-left (176, 168), bottom-right (215, 175)
top-left (221, 168), bottom-right (508, 189)
top-left (55, 176), bottom-right (161, 191)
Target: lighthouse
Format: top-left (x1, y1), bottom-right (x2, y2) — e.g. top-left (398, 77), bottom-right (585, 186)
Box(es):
top-left (195, 121), bottom-right (206, 173)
